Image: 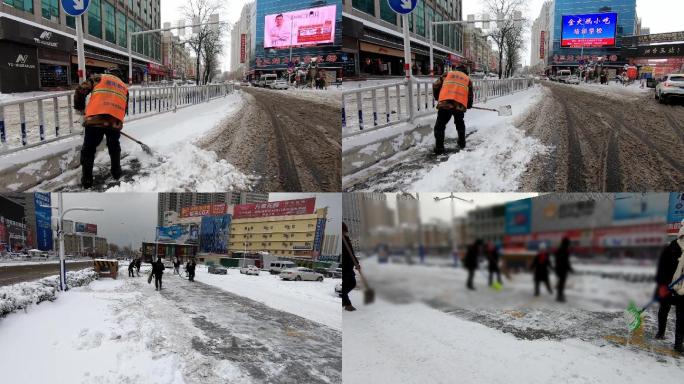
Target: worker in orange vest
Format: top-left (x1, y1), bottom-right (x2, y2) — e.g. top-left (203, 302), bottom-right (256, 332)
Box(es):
top-left (73, 67), bottom-right (129, 189)
top-left (432, 64), bottom-right (473, 155)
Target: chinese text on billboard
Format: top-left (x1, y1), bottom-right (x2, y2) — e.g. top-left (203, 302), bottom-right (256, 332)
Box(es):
top-left (264, 5), bottom-right (336, 49)
top-left (561, 13), bottom-right (617, 48)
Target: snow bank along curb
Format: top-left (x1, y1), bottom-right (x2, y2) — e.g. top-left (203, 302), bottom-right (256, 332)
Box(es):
top-left (0, 269), bottom-right (98, 318)
top-left (342, 122), bottom-right (433, 176)
top-left (0, 144), bottom-right (81, 192)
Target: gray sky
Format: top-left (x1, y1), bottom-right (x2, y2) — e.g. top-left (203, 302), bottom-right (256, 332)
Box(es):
top-left (54, 193), bottom-right (340, 249)
top-left (387, 193), bottom-right (538, 223)
top-left (462, 0), bottom-right (684, 66)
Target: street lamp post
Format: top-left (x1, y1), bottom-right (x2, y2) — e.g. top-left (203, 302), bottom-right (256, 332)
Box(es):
top-left (433, 193), bottom-right (474, 258)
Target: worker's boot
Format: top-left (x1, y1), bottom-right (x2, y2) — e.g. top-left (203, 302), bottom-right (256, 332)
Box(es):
top-left (80, 153), bottom-right (94, 189)
top-left (110, 155), bottom-right (122, 180)
top-left (457, 127), bottom-right (466, 149)
top-left (434, 130), bottom-right (445, 155)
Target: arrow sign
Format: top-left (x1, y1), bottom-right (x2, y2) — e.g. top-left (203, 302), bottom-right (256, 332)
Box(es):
top-left (61, 0), bottom-right (90, 17)
top-left (387, 0), bottom-right (417, 15)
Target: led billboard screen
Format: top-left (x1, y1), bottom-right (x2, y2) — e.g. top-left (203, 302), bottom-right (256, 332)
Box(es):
top-left (264, 5), bottom-right (336, 49)
top-left (561, 13), bottom-right (617, 48)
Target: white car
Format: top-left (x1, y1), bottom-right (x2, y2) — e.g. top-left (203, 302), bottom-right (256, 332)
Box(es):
top-left (270, 79), bottom-right (289, 90)
top-left (566, 75), bottom-right (580, 85)
top-left (280, 267), bottom-right (324, 282)
top-left (655, 74), bottom-right (684, 104)
top-left (240, 265), bottom-right (260, 275)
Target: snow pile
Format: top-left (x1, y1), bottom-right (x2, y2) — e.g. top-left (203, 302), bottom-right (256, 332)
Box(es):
top-left (410, 86), bottom-right (549, 191)
top-left (0, 268), bottom-right (98, 317)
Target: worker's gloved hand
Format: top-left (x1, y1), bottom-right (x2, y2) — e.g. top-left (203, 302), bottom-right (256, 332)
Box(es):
top-left (658, 284), bottom-right (671, 299)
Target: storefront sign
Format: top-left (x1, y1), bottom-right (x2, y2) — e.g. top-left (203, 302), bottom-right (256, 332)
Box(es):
top-left (0, 18), bottom-right (73, 52)
top-left (623, 31), bottom-right (684, 46)
top-left (255, 54), bottom-right (339, 67)
top-left (540, 31), bottom-right (545, 59)
top-left (180, 203), bottom-right (227, 218)
top-left (531, 196), bottom-right (613, 233)
top-left (199, 215), bottom-right (231, 253)
top-left (313, 218), bottom-right (326, 253)
top-left (157, 224), bottom-right (199, 244)
top-left (240, 34), bottom-right (246, 63)
top-left (667, 193), bottom-right (684, 235)
top-left (233, 198), bottom-right (315, 219)
top-left (635, 43), bottom-right (684, 58)
top-left (613, 193), bottom-right (668, 226)
top-left (74, 222), bottom-right (97, 234)
top-left (33, 192), bottom-right (53, 251)
top-left (561, 13), bottom-right (617, 48)
top-left (505, 198), bottom-right (532, 235)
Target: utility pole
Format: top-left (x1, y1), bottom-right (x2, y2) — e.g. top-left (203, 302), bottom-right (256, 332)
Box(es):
top-left (433, 193), bottom-right (474, 258)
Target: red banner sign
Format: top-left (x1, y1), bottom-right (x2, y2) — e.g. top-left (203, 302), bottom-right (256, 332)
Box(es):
top-left (85, 223), bottom-right (98, 234)
top-left (540, 31), bottom-right (545, 59)
top-left (240, 34), bottom-right (246, 64)
top-left (180, 203), bottom-right (227, 218)
top-left (233, 198), bottom-right (315, 219)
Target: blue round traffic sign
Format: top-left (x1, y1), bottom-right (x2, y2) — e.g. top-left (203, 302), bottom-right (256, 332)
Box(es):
top-left (61, 0), bottom-right (90, 17)
top-left (387, 0), bottom-right (418, 15)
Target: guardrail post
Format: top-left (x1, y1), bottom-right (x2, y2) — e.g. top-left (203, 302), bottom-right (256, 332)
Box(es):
top-left (0, 106), bottom-right (5, 144)
top-left (173, 83), bottom-right (178, 112)
top-left (37, 99), bottom-right (45, 142)
top-left (407, 78), bottom-right (415, 122)
top-left (67, 95), bottom-right (74, 133)
top-left (19, 103), bottom-right (27, 146)
top-left (356, 92), bottom-right (363, 130)
top-left (384, 87), bottom-right (390, 123)
top-left (395, 84), bottom-right (402, 120)
top-left (341, 95), bottom-right (347, 129)
top-left (371, 89), bottom-right (378, 127)
top-left (52, 97), bottom-right (59, 137)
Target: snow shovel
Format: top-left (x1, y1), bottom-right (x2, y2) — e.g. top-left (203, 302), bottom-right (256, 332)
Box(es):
top-left (357, 269), bottom-right (375, 305)
top-left (479, 269), bottom-right (503, 291)
top-left (627, 274), bottom-right (684, 332)
top-left (120, 131), bottom-right (154, 156)
top-left (472, 105), bottom-right (512, 116)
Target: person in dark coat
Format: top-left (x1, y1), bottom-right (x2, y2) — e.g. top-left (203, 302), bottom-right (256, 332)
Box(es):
top-left (186, 258), bottom-right (196, 282)
top-left (128, 260), bottom-right (135, 277)
top-left (342, 222), bottom-right (360, 311)
top-left (135, 258), bottom-right (141, 277)
top-left (464, 239), bottom-right (483, 290)
top-left (173, 259), bottom-right (181, 275)
top-left (530, 243), bottom-right (553, 296)
top-left (654, 229), bottom-right (684, 354)
top-left (486, 241), bottom-right (502, 287)
top-left (554, 238), bottom-right (573, 302)
top-left (151, 258), bottom-right (164, 291)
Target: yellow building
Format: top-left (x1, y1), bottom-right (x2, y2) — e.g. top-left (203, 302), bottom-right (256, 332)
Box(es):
top-left (229, 207), bottom-right (328, 258)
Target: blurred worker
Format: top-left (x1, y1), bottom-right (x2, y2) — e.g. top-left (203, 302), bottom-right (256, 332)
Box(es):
top-left (432, 64), bottom-right (474, 155)
top-left (73, 67), bottom-right (129, 189)
top-left (186, 258), bottom-right (197, 282)
top-left (654, 226), bottom-right (684, 355)
top-left (554, 238), bottom-right (573, 303)
top-left (531, 243), bottom-right (553, 297)
top-left (342, 222), bottom-right (361, 311)
top-left (464, 239), bottom-right (483, 290)
top-left (128, 260), bottom-right (135, 277)
top-left (135, 258), bottom-right (141, 277)
top-left (151, 257), bottom-right (164, 291)
top-left (486, 241), bottom-right (503, 287)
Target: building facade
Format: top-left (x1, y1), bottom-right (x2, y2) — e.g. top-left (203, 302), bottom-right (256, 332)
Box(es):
top-left (1, 0), bottom-right (163, 92)
top-left (61, 233), bottom-right (108, 257)
top-left (466, 204), bottom-right (506, 246)
top-left (530, 0), bottom-right (553, 73)
top-left (230, 1), bottom-right (255, 79)
top-left (157, 192), bottom-right (268, 227)
top-left (321, 233), bottom-right (340, 257)
top-left (161, 27), bottom-right (192, 80)
top-left (462, 20), bottom-right (493, 74)
top-left (550, 0), bottom-right (637, 74)
top-left (343, 0), bottom-right (464, 77)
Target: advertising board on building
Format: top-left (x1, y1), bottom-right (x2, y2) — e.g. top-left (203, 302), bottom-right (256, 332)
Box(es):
top-left (33, 192), bottom-right (53, 251)
top-left (0, 195), bottom-right (26, 252)
top-left (240, 33), bottom-right (246, 63)
top-left (530, 195), bottom-right (613, 233)
top-left (233, 198), bottom-right (316, 219)
top-left (540, 31), bottom-right (545, 59)
top-left (561, 13), bottom-right (617, 48)
top-left (505, 198), bottom-right (532, 235)
top-left (264, 5), bottom-right (336, 49)
top-left (74, 222), bottom-right (97, 234)
top-left (313, 217), bottom-right (326, 253)
top-left (200, 214), bottom-right (231, 253)
top-left (667, 192), bottom-right (684, 235)
top-left (157, 224), bottom-right (199, 244)
top-left (180, 203), bottom-right (227, 218)
top-left (612, 193), bottom-right (668, 226)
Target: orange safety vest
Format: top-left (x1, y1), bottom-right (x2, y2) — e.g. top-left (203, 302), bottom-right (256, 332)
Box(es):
top-left (438, 71), bottom-right (470, 108)
top-left (85, 74), bottom-right (128, 122)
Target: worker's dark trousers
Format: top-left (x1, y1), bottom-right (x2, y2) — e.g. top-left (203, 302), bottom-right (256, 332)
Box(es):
top-left (466, 269), bottom-right (475, 289)
top-left (188, 270), bottom-right (195, 282)
top-left (556, 272), bottom-right (568, 301)
top-left (659, 296), bottom-right (684, 346)
top-left (434, 108), bottom-right (465, 149)
top-left (535, 276), bottom-right (553, 296)
top-left (489, 268), bottom-right (502, 286)
top-left (155, 274), bottom-right (163, 290)
top-left (81, 125), bottom-right (121, 182)
top-left (341, 272), bottom-right (356, 307)
top-left (128, 268), bottom-right (134, 277)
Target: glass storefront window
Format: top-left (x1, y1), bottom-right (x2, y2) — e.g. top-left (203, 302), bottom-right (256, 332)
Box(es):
top-left (3, 0), bottom-right (33, 14)
top-left (128, 19), bottom-right (136, 52)
top-left (379, 1), bottom-right (396, 25)
top-left (41, 0), bottom-right (59, 21)
top-left (416, 0), bottom-right (425, 36)
top-left (66, 15), bottom-right (75, 29)
top-left (426, 6), bottom-right (434, 39)
top-left (103, 1), bottom-right (116, 43)
top-left (117, 11), bottom-right (127, 47)
top-left (352, 0), bottom-right (375, 16)
top-left (88, 0), bottom-right (102, 39)
top-left (136, 23), bottom-right (143, 54)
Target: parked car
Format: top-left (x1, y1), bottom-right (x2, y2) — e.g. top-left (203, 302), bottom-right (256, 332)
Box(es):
top-left (270, 79), bottom-right (289, 90)
top-left (566, 75), bottom-right (580, 85)
top-left (280, 267), bottom-right (324, 281)
top-left (269, 261), bottom-right (297, 274)
top-left (208, 265), bottom-right (228, 275)
top-left (655, 73), bottom-right (684, 104)
top-left (240, 265), bottom-right (260, 275)
top-left (557, 69), bottom-right (572, 83)
top-left (260, 74), bottom-right (277, 88)
top-left (335, 283), bottom-right (342, 297)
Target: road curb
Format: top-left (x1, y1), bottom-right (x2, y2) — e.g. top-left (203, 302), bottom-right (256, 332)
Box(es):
top-left (0, 144), bottom-right (82, 191)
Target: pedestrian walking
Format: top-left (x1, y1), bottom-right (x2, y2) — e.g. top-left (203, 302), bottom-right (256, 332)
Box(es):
top-left (431, 64), bottom-right (474, 155)
top-left (73, 67), bottom-right (129, 189)
top-left (654, 226), bottom-right (684, 355)
top-left (151, 257), bottom-right (164, 291)
top-left (128, 260), bottom-right (135, 277)
top-left (342, 222), bottom-right (361, 311)
top-left (135, 258), bottom-right (141, 277)
top-left (464, 239), bottom-right (483, 290)
top-left (173, 259), bottom-right (180, 275)
top-left (186, 258), bottom-right (196, 282)
top-left (554, 238), bottom-right (573, 302)
top-left (486, 241), bottom-right (503, 287)
top-left (531, 243), bottom-right (553, 296)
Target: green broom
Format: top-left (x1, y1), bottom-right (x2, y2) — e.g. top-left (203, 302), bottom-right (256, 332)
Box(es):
top-left (627, 274), bottom-right (684, 332)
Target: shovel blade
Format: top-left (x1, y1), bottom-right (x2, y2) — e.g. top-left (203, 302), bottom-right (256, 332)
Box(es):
top-left (497, 105), bottom-right (513, 116)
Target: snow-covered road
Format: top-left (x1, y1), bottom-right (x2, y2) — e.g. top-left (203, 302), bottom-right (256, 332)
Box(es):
top-left (0, 268), bottom-right (341, 384)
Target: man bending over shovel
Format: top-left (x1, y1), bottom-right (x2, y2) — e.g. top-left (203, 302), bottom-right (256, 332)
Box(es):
top-left (432, 64), bottom-right (473, 155)
top-left (74, 67), bottom-right (129, 189)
